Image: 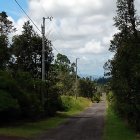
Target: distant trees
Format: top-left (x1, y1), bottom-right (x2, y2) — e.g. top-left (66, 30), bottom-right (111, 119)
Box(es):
top-left (78, 77), bottom-right (96, 100)
top-left (105, 0), bottom-right (140, 131)
top-left (95, 77), bottom-right (110, 85)
top-left (50, 53), bottom-right (75, 95)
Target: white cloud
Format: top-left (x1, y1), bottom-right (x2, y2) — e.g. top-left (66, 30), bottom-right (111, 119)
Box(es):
top-left (77, 40), bottom-right (105, 54)
top-left (11, 0), bottom-right (140, 76)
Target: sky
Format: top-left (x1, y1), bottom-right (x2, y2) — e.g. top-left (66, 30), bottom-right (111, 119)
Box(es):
top-left (1, 0), bottom-right (140, 77)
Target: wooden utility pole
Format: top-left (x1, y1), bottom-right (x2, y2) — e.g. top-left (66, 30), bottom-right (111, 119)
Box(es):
top-left (75, 58), bottom-right (79, 99)
top-left (41, 17), bottom-right (53, 81)
top-left (42, 17), bottom-right (45, 81)
top-left (41, 16), bottom-right (53, 106)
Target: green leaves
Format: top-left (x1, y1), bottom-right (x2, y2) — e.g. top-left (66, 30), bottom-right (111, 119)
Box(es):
top-left (0, 90), bottom-right (19, 112)
top-left (0, 11), bottom-right (16, 35)
top-left (105, 0), bottom-right (140, 131)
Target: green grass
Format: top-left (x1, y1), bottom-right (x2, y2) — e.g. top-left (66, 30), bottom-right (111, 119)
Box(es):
top-left (61, 96), bottom-right (92, 112)
top-left (0, 96), bottom-right (92, 138)
top-left (104, 106), bottom-right (138, 140)
top-left (0, 117), bottom-right (65, 138)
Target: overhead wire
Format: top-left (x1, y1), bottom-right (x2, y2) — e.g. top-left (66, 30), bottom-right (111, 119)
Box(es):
top-left (77, 67), bottom-right (82, 76)
top-left (39, 4), bottom-right (83, 75)
top-left (38, 2), bottom-right (66, 47)
top-left (14, 0), bottom-right (60, 54)
top-left (14, 0), bottom-right (83, 75)
top-left (14, 0), bottom-right (41, 33)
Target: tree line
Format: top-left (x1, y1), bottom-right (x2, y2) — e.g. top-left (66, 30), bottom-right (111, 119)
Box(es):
top-left (104, 0), bottom-right (140, 132)
top-left (0, 11), bottom-right (99, 122)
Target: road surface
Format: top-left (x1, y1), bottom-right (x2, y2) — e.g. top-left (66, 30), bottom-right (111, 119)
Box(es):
top-left (0, 98), bottom-right (106, 140)
top-left (35, 98), bottom-right (106, 140)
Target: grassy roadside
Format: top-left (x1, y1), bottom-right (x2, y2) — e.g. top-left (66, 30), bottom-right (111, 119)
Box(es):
top-left (0, 96), bottom-right (92, 138)
top-left (104, 106), bottom-right (138, 140)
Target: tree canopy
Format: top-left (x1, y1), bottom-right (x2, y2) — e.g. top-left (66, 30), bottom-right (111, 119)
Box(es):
top-left (105, 0), bottom-right (140, 131)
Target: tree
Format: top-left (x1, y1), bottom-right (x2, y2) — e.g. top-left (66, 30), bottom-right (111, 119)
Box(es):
top-left (104, 0), bottom-right (140, 131)
top-left (11, 21), bottom-right (53, 79)
top-left (0, 11), bottom-right (15, 69)
top-left (78, 77), bottom-right (96, 100)
top-left (0, 11), bottom-right (16, 35)
top-left (114, 0), bottom-right (138, 37)
top-left (49, 53), bottom-right (75, 95)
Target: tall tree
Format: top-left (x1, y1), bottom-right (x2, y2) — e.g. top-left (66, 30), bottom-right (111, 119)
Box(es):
top-left (0, 11), bottom-right (15, 69)
top-left (114, 0), bottom-right (138, 36)
top-left (105, 0), bottom-right (140, 131)
top-left (0, 11), bottom-right (16, 35)
top-left (50, 53), bottom-right (75, 95)
top-left (11, 21), bottom-right (53, 79)
top-left (78, 77), bottom-right (96, 99)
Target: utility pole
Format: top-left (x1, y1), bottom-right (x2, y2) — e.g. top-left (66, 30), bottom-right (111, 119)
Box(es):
top-left (41, 17), bottom-right (53, 81)
top-left (75, 58), bottom-right (79, 99)
top-left (41, 16), bottom-right (53, 106)
top-left (42, 17), bottom-right (45, 81)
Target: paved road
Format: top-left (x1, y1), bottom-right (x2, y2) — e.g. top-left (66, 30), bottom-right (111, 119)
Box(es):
top-left (36, 99), bottom-right (106, 140)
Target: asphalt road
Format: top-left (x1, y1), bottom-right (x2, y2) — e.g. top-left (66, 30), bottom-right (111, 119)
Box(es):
top-left (36, 98), bottom-right (106, 140)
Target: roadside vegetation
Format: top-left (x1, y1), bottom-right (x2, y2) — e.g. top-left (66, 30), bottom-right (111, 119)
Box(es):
top-left (0, 96), bottom-right (91, 138)
top-left (0, 11), bottom-right (96, 122)
top-left (104, 0), bottom-right (140, 132)
top-left (0, 11), bottom-right (102, 138)
top-left (104, 92), bottom-right (138, 140)
top-left (104, 106), bottom-right (138, 140)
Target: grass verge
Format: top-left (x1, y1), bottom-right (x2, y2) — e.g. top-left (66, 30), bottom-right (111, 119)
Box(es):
top-left (104, 106), bottom-right (138, 140)
top-left (0, 96), bottom-right (92, 138)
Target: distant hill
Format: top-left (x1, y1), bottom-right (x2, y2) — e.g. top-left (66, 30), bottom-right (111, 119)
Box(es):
top-left (95, 77), bottom-right (110, 84)
top-left (78, 74), bottom-right (103, 80)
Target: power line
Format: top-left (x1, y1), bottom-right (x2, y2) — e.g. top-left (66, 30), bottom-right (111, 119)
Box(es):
top-left (14, 0), bottom-right (83, 75)
top-left (52, 45), bottom-right (59, 53)
top-left (44, 36), bottom-right (60, 53)
top-left (38, 2), bottom-right (65, 49)
top-left (78, 68), bottom-right (82, 76)
top-left (35, 1), bottom-right (83, 75)
top-left (14, 0), bottom-right (41, 33)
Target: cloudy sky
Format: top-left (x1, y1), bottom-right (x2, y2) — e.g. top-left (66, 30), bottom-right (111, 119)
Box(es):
top-left (1, 0), bottom-right (140, 77)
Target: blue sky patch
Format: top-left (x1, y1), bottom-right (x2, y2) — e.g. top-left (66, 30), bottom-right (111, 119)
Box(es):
top-left (0, 0), bottom-right (28, 21)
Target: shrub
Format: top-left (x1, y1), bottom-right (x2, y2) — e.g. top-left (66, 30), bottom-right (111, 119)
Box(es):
top-left (92, 92), bottom-right (102, 103)
top-left (106, 91), bottom-right (114, 103)
top-left (0, 90), bottom-right (20, 121)
top-left (44, 84), bottom-right (62, 116)
top-left (60, 96), bottom-right (91, 112)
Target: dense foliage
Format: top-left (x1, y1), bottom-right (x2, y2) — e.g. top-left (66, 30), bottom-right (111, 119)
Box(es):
top-left (0, 11), bottom-right (97, 122)
top-left (104, 0), bottom-right (140, 131)
top-left (78, 77), bottom-right (96, 99)
top-left (0, 12), bottom-right (59, 121)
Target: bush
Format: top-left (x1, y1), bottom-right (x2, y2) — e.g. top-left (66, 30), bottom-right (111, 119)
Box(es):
top-left (106, 91), bottom-right (114, 103)
top-left (0, 70), bottom-right (62, 121)
top-left (60, 96), bottom-right (74, 111)
top-left (0, 71), bottom-right (19, 94)
top-left (44, 84), bottom-right (62, 116)
top-left (60, 96), bottom-right (91, 112)
top-left (0, 71), bottom-right (43, 120)
top-left (92, 92), bottom-right (102, 103)
top-left (0, 90), bottom-right (20, 121)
